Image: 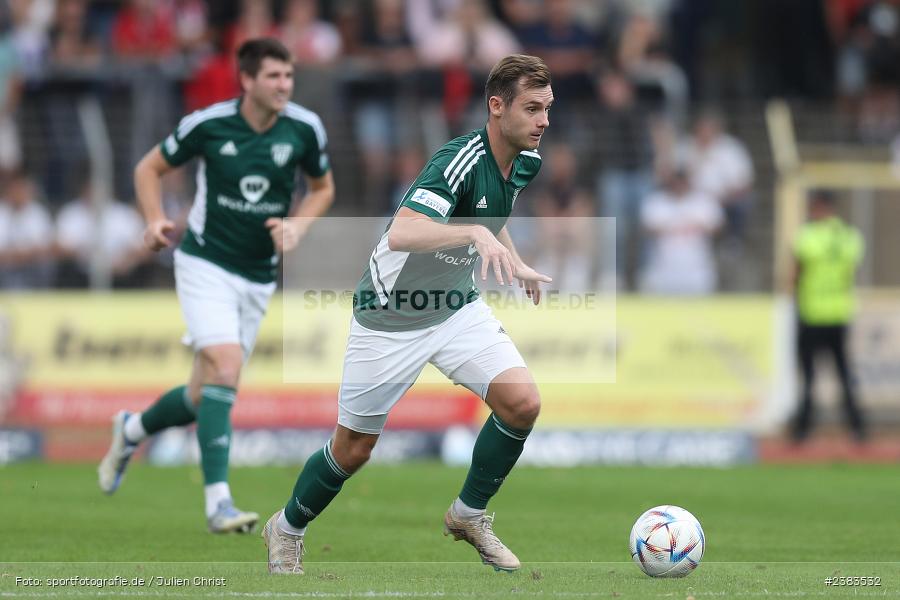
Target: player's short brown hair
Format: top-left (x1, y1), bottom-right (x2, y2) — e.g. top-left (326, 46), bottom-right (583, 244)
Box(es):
top-left (485, 55), bottom-right (551, 109)
top-left (237, 37), bottom-right (292, 77)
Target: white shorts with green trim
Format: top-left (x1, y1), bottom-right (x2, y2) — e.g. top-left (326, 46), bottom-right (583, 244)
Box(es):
top-left (338, 299), bottom-right (527, 434)
top-left (174, 249), bottom-right (276, 360)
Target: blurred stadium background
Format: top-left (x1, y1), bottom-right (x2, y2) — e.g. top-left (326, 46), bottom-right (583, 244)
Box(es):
top-left (3, 0), bottom-right (900, 470)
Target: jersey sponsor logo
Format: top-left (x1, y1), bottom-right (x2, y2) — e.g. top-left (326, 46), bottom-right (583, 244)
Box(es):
top-left (271, 143), bottom-right (292, 166)
top-left (218, 195), bottom-right (284, 214)
top-left (434, 250), bottom-right (478, 267)
top-left (239, 175), bottom-right (270, 203)
top-left (476, 196), bottom-right (488, 209)
top-left (512, 187), bottom-right (522, 207)
top-left (164, 135), bottom-right (179, 155)
top-left (409, 188), bottom-right (451, 217)
top-left (219, 140), bottom-right (238, 156)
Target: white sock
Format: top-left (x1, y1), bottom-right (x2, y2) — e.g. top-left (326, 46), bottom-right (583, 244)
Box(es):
top-left (123, 413), bottom-right (147, 444)
top-left (452, 497), bottom-right (486, 520)
top-left (204, 482), bottom-right (231, 518)
top-left (277, 510), bottom-right (307, 537)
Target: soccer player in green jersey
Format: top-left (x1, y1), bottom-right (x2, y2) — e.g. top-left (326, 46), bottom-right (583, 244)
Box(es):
top-left (98, 38), bottom-right (335, 533)
top-left (263, 54), bottom-right (553, 573)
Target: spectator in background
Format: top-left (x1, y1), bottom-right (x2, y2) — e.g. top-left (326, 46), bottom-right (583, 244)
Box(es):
top-left (853, 1), bottom-right (900, 141)
top-left (412, 0), bottom-right (520, 130)
top-left (360, 0), bottom-right (416, 70)
top-left (9, 0), bottom-right (52, 79)
top-left (183, 34), bottom-right (239, 112)
top-left (351, 0), bottom-right (418, 211)
top-left (532, 143), bottom-right (594, 291)
top-left (48, 0), bottom-right (101, 69)
top-left (279, 0), bottom-right (342, 65)
top-left (55, 173), bottom-right (151, 288)
top-left (333, 0), bottom-right (364, 58)
top-left (517, 0), bottom-right (596, 105)
top-left (791, 191), bottom-right (867, 443)
top-left (496, 0), bottom-right (541, 38)
top-left (594, 69), bottom-right (663, 290)
top-left (639, 167), bottom-right (722, 296)
top-left (171, 0), bottom-right (210, 55)
top-left (615, 9), bottom-right (688, 125)
top-left (0, 172), bottom-right (54, 289)
top-left (415, 0), bottom-right (520, 73)
top-left (41, 0), bottom-right (100, 202)
top-left (112, 0), bottom-right (181, 196)
top-left (0, 9), bottom-right (23, 175)
top-left (681, 110), bottom-right (754, 243)
top-left (226, 0), bottom-right (279, 56)
top-left (111, 0), bottom-right (176, 61)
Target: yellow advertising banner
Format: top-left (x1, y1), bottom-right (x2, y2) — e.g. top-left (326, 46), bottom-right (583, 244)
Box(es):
top-left (0, 293), bottom-right (777, 428)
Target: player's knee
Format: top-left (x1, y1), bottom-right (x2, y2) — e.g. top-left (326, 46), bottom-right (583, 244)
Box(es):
top-left (208, 364), bottom-right (241, 387)
top-left (201, 353), bottom-right (243, 387)
top-left (345, 437), bottom-right (377, 471)
top-left (516, 391), bottom-right (541, 427)
top-left (332, 436), bottom-right (377, 474)
top-left (332, 425), bottom-right (380, 474)
top-left (502, 387), bottom-right (541, 429)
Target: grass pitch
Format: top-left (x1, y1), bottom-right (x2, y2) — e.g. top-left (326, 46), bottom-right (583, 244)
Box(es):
top-left (1, 462), bottom-right (898, 598)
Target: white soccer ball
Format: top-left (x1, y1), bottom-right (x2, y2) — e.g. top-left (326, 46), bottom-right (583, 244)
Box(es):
top-left (629, 505), bottom-right (705, 578)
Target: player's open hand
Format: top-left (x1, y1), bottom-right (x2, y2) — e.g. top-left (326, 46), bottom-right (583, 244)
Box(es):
top-left (472, 226), bottom-right (515, 285)
top-left (514, 263), bottom-right (552, 305)
top-left (266, 218), bottom-right (307, 254)
top-left (143, 219), bottom-right (175, 252)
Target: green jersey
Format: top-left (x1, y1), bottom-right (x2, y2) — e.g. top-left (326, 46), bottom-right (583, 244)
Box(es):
top-left (794, 217), bottom-right (864, 325)
top-left (160, 98), bottom-right (330, 283)
top-left (353, 127), bottom-right (542, 331)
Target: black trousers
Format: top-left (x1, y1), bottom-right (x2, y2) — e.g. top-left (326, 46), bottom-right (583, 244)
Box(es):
top-left (793, 322), bottom-right (866, 439)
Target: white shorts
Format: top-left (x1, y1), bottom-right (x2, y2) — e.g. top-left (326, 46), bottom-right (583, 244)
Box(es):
top-left (338, 299), bottom-right (527, 434)
top-left (174, 249), bottom-right (277, 359)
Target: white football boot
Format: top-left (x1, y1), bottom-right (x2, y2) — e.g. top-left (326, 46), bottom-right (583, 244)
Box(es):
top-left (443, 504), bottom-right (521, 571)
top-left (262, 510), bottom-right (305, 574)
top-left (207, 499), bottom-right (259, 533)
top-left (98, 410), bottom-right (138, 495)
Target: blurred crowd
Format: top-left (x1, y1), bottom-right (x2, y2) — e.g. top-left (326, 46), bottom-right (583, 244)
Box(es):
top-left (0, 0), bottom-right (899, 293)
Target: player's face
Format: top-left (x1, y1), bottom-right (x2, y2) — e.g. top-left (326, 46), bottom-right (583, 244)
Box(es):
top-left (244, 58), bottom-right (294, 113)
top-left (500, 82), bottom-right (553, 151)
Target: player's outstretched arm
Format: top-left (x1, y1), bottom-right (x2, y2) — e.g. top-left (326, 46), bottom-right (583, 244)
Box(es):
top-left (497, 226), bottom-right (552, 305)
top-left (134, 146), bottom-right (176, 252)
top-left (267, 171), bottom-right (335, 254)
top-left (388, 207), bottom-right (516, 285)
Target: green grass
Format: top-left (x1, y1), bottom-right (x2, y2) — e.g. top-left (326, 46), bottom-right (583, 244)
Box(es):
top-left (1, 462), bottom-right (899, 598)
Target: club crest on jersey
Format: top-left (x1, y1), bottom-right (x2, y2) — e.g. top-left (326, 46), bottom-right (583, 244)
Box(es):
top-left (271, 143), bottom-right (293, 167)
top-left (239, 175), bottom-right (270, 203)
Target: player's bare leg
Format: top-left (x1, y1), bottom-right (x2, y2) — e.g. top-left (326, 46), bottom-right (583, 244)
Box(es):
top-left (444, 367), bottom-right (540, 571)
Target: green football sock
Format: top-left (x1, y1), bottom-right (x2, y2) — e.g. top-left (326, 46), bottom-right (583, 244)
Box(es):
top-left (459, 413), bottom-right (531, 510)
top-left (140, 385), bottom-right (196, 435)
top-left (196, 385), bottom-right (236, 485)
top-left (283, 441), bottom-right (350, 528)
